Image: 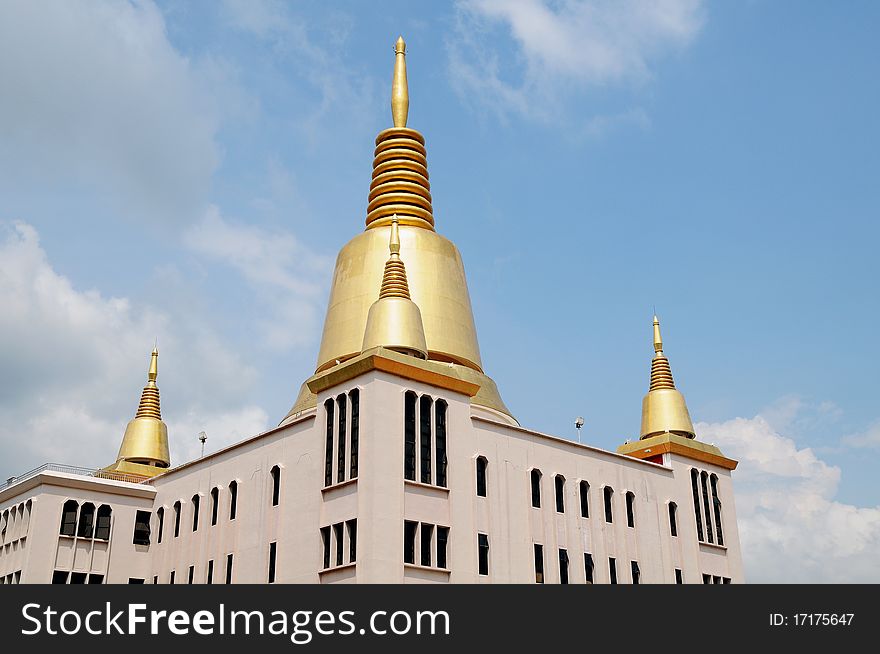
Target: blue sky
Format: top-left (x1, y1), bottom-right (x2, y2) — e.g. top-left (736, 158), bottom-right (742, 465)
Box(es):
top-left (1, 1), bottom-right (878, 582)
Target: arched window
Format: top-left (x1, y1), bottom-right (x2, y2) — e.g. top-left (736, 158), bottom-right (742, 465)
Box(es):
top-left (690, 468), bottom-right (704, 541)
top-left (349, 389), bottom-right (360, 478)
top-left (23, 500), bottom-right (32, 536)
top-left (419, 395), bottom-right (433, 484)
top-left (77, 502), bottom-right (95, 538)
top-left (435, 400), bottom-right (448, 487)
top-left (173, 500), bottom-right (181, 538)
top-left (625, 491), bottom-right (636, 528)
top-left (95, 505), bottom-right (112, 540)
top-left (271, 465), bottom-right (281, 507)
top-left (603, 487), bottom-right (614, 523)
top-left (710, 474), bottom-right (724, 545)
top-left (668, 502), bottom-right (678, 537)
top-left (324, 398), bottom-right (334, 487)
top-left (337, 393), bottom-right (347, 484)
top-left (700, 471), bottom-right (715, 544)
top-left (210, 488), bottom-right (219, 526)
top-left (530, 469), bottom-right (542, 508)
top-left (191, 495), bottom-right (200, 532)
top-left (475, 456), bottom-right (488, 497)
top-left (156, 507), bottom-right (165, 544)
top-left (579, 481), bottom-right (590, 518)
top-left (555, 475), bottom-right (566, 513)
top-left (404, 391), bottom-right (417, 481)
top-left (1, 510), bottom-right (8, 543)
top-left (229, 481), bottom-right (238, 520)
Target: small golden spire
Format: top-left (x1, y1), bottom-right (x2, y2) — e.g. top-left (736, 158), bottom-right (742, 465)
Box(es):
top-left (653, 314), bottom-right (663, 354)
top-left (640, 314), bottom-right (695, 439)
top-left (391, 36), bottom-right (408, 127)
top-left (148, 346), bottom-right (158, 382)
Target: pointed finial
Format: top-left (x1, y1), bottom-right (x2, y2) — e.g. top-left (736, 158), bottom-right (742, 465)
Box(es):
top-left (391, 35), bottom-right (409, 127)
top-left (653, 314), bottom-right (663, 354)
top-left (148, 347), bottom-right (159, 382)
top-left (390, 215), bottom-right (401, 256)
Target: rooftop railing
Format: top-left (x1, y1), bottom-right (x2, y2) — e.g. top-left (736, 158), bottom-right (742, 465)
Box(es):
top-left (1, 463), bottom-right (148, 492)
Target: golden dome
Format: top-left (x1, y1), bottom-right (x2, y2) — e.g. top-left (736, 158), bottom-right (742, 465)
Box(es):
top-left (639, 316), bottom-right (696, 440)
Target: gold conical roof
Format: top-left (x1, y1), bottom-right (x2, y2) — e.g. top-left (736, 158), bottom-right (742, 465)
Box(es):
top-left (639, 316), bottom-right (696, 440)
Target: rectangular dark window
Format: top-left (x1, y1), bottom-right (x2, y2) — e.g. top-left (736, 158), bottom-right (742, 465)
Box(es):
top-left (584, 553), bottom-right (594, 583)
top-left (337, 394), bottom-right (346, 484)
top-left (170, 570), bottom-right (176, 584)
top-left (626, 492), bottom-right (635, 528)
top-left (334, 522), bottom-right (344, 567)
top-left (271, 467), bottom-right (281, 507)
top-left (713, 575), bottom-right (722, 585)
top-left (207, 560), bottom-right (214, 585)
top-left (609, 557), bottom-right (617, 584)
top-left (349, 389), bottom-right (359, 478)
top-left (604, 487), bottom-right (613, 523)
top-left (188, 566), bottom-right (194, 584)
top-left (324, 399), bottom-right (334, 486)
top-left (700, 472), bottom-right (715, 544)
top-left (435, 401), bottom-right (447, 487)
top-left (723, 577), bottom-right (731, 584)
top-left (211, 488), bottom-right (219, 526)
top-left (127, 577), bottom-right (144, 585)
top-left (437, 526), bottom-right (449, 569)
top-left (421, 523), bottom-right (434, 567)
top-left (675, 568), bottom-right (683, 584)
top-left (52, 570), bottom-right (68, 584)
top-left (192, 495), bottom-right (199, 532)
top-left (691, 469), bottom-right (704, 541)
top-left (478, 533), bottom-right (489, 576)
top-left (404, 392), bottom-right (417, 481)
top-left (269, 542), bottom-right (277, 583)
top-left (579, 481), bottom-right (589, 518)
top-left (669, 502), bottom-right (678, 537)
top-left (555, 476), bottom-right (565, 513)
top-left (321, 526), bottom-right (331, 569)
top-left (404, 520), bottom-right (417, 565)
top-left (88, 574), bottom-right (103, 584)
top-left (229, 482), bottom-right (238, 520)
top-left (531, 470), bottom-right (542, 508)
top-left (77, 504), bottom-right (94, 538)
top-left (347, 520), bottom-right (357, 563)
top-left (631, 560), bottom-right (640, 584)
top-left (420, 395), bottom-right (433, 484)
top-left (710, 475), bottom-right (725, 546)
top-left (70, 572), bottom-right (87, 584)
top-left (702, 573), bottom-right (711, 584)
top-left (95, 505), bottom-right (111, 540)
top-left (60, 501), bottom-right (77, 536)
top-left (476, 457), bottom-right (487, 497)
top-left (558, 549), bottom-right (569, 584)
top-left (156, 507), bottom-right (164, 544)
top-left (225, 554), bottom-right (233, 584)
top-left (133, 510), bottom-right (151, 546)
top-left (534, 544), bottom-right (544, 583)
top-left (173, 502), bottom-right (181, 538)
top-left (152, 576), bottom-right (158, 585)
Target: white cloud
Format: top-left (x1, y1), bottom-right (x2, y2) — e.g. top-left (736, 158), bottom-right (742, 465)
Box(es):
top-left (183, 206), bottom-right (332, 351)
top-left (698, 413), bottom-right (880, 583)
top-left (449, 0), bottom-right (705, 122)
top-left (842, 421), bottom-right (880, 450)
top-left (0, 0), bottom-right (221, 223)
top-left (0, 221), bottom-right (268, 479)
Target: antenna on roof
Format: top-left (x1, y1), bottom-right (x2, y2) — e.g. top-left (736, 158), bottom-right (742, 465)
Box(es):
top-left (198, 431), bottom-right (207, 458)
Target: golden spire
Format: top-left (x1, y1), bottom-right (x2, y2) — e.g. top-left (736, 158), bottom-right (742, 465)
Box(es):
top-left (361, 216), bottom-right (428, 359)
top-left (111, 347), bottom-right (171, 472)
top-left (639, 315), bottom-right (696, 440)
top-left (391, 36), bottom-right (408, 128)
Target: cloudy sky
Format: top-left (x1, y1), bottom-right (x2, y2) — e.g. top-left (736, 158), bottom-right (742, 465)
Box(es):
top-left (1, 1), bottom-right (878, 582)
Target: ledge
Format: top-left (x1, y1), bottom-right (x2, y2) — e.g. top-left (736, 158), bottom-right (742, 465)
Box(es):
top-left (699, 540), bottom-right (728, 552)
top-left (319, 562), bottom-right (356, 575)
top-left (321, 477), bottom-right (358, 494)
top-left (404, 479), bottom-right (449, 496)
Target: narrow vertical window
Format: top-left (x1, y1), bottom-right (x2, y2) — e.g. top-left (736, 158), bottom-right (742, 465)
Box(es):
top-left (188, 566), bottom-right (194, 584)
top-left (584, 553), bottom-right (594, 584)
top-left (77, 503), bottom-right (95, 538)
top-left (421, 523), bottom-right (434, 567)
top-left (133, 510), bottom-right (151, 545)
top-left (321, 526), bottom-right (331, 569)
top-left (268, 542), bottom-right (277, 583)
top-left (191, 494), bottom-right (200, 532)
top-left (337, 394), bottom-right (347, 484)
top-left (95, 505), bottom-right (112, 540)
top-left (476, 456), bottom-right (488, 497)
top-left (404, 521), bottom-right (417, 565)
top-left (530, 469), bottom-right (542, 508)
top-left (437, 526), bottom-right (449, 569)
top-left (173, 501), bottom-right (181, 538)
top-left (558, 549), bottom-right (569, 584)
top-left (347, 520), bottom-right (357, 563)
top-left (534, 544), bottom-right (544, 583)
top-left (691, 468), bottom-right (704, 541)
top-left (435, 400), bottom-right (448, 487)
top-left (170, 570), bottom-right (176, 584)
top-left (555, 475), bottom-right (565, 513)
top-left (207, 560), bottom-right (214, 584)
top-left (271, 465), bottom-right (281, 507)
top-left (229, 481), bottom-right (238, 520)
top-left (631, 561), bottom-right (640, 584)
top-left (625, 491), bottom-right (635, 528)
top-left (225, 554), bottom-right (234, 584)
top-left (700, 471), bottom-right (715, 544)
top-left (702, 573), bottom-right (711, 584)
top-left (153, 576), bottom-right (158, 585)
top-left (609, 557), bottom-right (617, 584)
top-left (404, 391), bottom-right (417, 481)
top-left (669, 502), bottom-right (678, 537)
top-left (579, 481), bottom-right (590, 518)
top-left (710, 474), bottom-right (724, 546)
top-left (334, 522), bottom-right (344, 567)
top-left (478, 533), bottom-right (489, 576)
top-left (420, 395), bottom-right (433, 484)
top-left (60, 500), bottom-right (78, 536)
top-left (211, 488), bottom-right (219, 526)
top-left (675, 568), bottom-right (683, 584)
top-left (603, 487), bottom-right (614, 523)
top-left (156, 507), bottom-right (164, 544)
top-left (324, 399), bottom-right (334, 486)
top-left (349, 389), bottom-right (359, 478)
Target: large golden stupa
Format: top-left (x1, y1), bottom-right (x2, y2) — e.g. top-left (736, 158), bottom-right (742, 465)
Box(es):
top-left (283, 36), bottom-right (515, 424)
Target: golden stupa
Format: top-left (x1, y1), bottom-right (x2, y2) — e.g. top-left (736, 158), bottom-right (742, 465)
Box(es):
top-left (639, 315), bottom-right (696, 440)
top-left (284, 36), bottom-right (515, 424)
